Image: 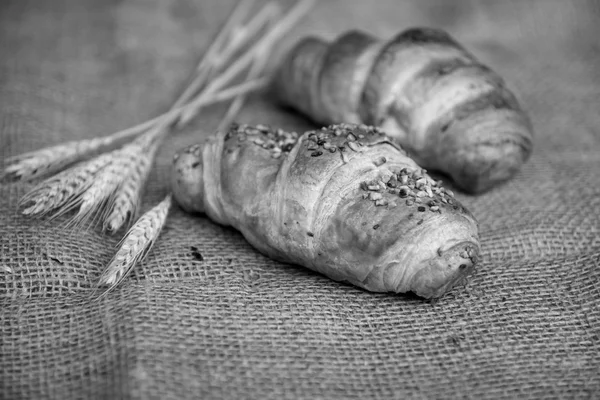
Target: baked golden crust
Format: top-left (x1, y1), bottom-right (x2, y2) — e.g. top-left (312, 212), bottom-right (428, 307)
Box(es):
top-left (171, 123), bottom-right (480, 298)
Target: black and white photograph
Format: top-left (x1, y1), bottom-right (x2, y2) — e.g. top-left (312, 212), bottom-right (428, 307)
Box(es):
top-left (1, 0), bottom-right (599, 398)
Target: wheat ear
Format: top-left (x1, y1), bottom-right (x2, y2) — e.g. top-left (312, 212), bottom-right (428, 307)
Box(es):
top-left (96, 194), bottom-right (171, 296)
top-left (19, 153), bottom-right (113, 218)
top-left (65, 131), bottom-right (160, 229)
top-left (102, 140), bottom-right (159, 233)
top-left (3, 136), bottom-right (114, 182)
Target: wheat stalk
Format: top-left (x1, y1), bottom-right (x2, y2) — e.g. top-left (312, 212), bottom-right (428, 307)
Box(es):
top-left (95, 1), bottom-right (317, 295)
top-left (2, 77), bottom-right (267, 186)
top-left (96, 194), bottom-right (172, 297)
top-left (2, 0), bottom-right (316, 296)
top-left (177, 0), bottom-right (316, 126)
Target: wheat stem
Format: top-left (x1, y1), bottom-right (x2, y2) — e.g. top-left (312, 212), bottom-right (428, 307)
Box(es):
top-left (208, 2), bottom-right (281, 76)
top-left (178, 0), bottom-right (315, 126)
top-left (176, 0), bottom-right (257, 107)
top-left (2, 77), bottom-right (266, 182)
top-left (218, 37), bottom-right (273, 132)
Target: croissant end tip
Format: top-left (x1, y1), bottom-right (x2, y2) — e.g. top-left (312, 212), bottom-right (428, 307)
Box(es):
top-left (409, 241), bottom-right (479, 299)
top-left (171, 144), bottom-right (206, 214)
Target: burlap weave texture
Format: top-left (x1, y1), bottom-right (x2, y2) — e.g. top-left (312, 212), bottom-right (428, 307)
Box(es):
top-left (1, 0), bottom-right (599, 399)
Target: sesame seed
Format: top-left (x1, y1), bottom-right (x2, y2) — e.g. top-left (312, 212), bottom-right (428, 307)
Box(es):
top-left (311, 151), bottom-right (323, 157)
top-left (369, 192), bottom-right (383, 201)
top-left (329, 147), bottom-right (337, 153)
top-left (347, 133), bottom-right (357, 141)
top-left (400, 175), bottom-right (408, 185)
top-left (307, 143), bottom-right (318, 150)
top-left (416, 191), bottom-right (427, 197)
top-left (418, 206), bottom-right (426, 212)
top-left (347, 141), bottom-right (359, 152)
top-left (406, 199), bottom-right (414, 206)
top-left (416, 178), bottom-right (426, 187)
top-left (414, 197), bottom-right (422, 203)
top-left (341, 152), bottom-right (349, 163)
top-left (254, 139), bottom-right (264, 145)
top-left (307, 232), bottom-right (314, 237)
top-left (430, 206), bottom-right (440, 211)
top-left (323, 142), bottom-right (332, 150)
top-left (399, 189), bottom-right (408, 198)
top-left (373, 156), bottom-right (386, 166)
top-left (367, 185), bottom-right (380, 191)
top-left (375, 199), bottom-right (388, 206)
top-left (373, 224), bottom-right (380, 230)
top-left (358, 134), bottom-right (365, 139)
top-left (388, 201), bottom-right (397, 207)
top-left (426, 187), bottom-right (433, 197)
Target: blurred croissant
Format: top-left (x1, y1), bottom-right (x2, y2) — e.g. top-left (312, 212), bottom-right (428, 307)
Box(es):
top-left (171, 123), bottom-right (480, 299)
top-left (272, 28), bottom-right (534, 193)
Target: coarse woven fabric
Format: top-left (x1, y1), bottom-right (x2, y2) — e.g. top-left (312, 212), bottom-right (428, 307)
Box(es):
top-left (1, 0), bottom-right (599, 399)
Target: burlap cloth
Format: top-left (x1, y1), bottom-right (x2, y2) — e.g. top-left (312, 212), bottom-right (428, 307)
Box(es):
top-left (1, 0), bottom-right (599, 399)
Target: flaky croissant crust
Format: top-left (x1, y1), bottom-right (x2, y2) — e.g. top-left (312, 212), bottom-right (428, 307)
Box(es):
top-left (172, 123), bottom-right (480, 298)
top-left (273, 27), bottom-right (534, 193)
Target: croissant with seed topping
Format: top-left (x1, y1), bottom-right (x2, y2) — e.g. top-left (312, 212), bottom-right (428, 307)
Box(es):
top-left (171, 123), bottom-right (480, 299)
top-left (272, 28), bottom-right (534, 193)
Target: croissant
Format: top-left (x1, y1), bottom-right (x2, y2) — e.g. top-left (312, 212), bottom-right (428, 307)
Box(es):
top-left (171, 123), bottom-right (480, 299)
top-left (272, 28), bottom-right (534, 193)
